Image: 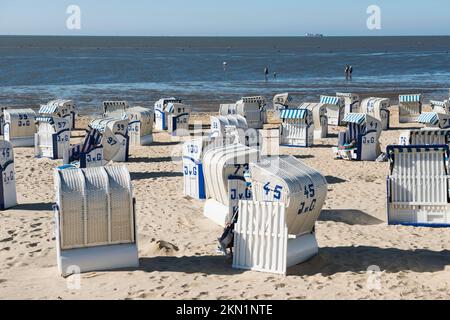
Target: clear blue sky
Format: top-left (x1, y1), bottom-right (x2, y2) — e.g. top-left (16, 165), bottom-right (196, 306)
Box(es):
top-left (0, 0), bottom-right (449, 36)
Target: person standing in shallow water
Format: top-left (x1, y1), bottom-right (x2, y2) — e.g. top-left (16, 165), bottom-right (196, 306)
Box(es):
top-left (349, 65), bottom-right (353, 80)
top-left (264, 66), bottom-right (269, 81)
top-left (345, 65), bottom-right (349, 81)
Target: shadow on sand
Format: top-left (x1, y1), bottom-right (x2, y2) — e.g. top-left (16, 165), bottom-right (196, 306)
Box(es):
top-left (130, 171), bottom-right (183, 180)
top-left (319, 209), bottom-right (383, 226)
top-left (13, 202), bottom-right (54, 211)
top-left (128, 156), bottom-right (181, 163)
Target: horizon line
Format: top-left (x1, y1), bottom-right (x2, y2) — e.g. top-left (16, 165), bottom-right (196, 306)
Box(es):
top-left (1, 34), bottom-right (450, 38)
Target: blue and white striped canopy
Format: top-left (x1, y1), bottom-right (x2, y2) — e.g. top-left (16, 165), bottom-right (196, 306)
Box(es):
top-left (399, 94), bottom-right (422, 103)
top-left (320, 96), bottom-right (340, 105)
top-left (417, 112), bottom-right (439, 125)
top-left (39, 104), bottom-right (58, 114)
top-left (343, 113), bottom-right (366, 125)
top-left (280, 109), bottom-right (308, 119)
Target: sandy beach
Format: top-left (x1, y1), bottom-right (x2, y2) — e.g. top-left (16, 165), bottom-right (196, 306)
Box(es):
top-left (0, 104), bottom-right (450, 300)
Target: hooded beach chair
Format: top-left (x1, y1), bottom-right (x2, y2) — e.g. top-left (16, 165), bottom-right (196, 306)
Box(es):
top-left (39, 100), bottom-right (76, 130)
top-left (211, 115), bottom-right (248, 138)
top-left (102, 101), bottom-right (129, 118)
top-left (319, 95), bottom-right (345, 126)
top-left (360, 97), bottom-right (391, 130)
top-left (120, 107), bottom-right (154, 146)
top-left (54, 165), bottom-right (138, 276)
top-left (88, 117), bottom-right (130, 162)
top-left (430, 100), bottom-right (450, 114)
top-left (417, 112), bottom-right (450, 130)
top-left (399, 129), bottom-right (450, 146)
top-left (0, 140), bottom-right (17, 210)
top-left (167, 103), bottom-right (191, 136)
top-left (332, 113), bottom-right (382, 161)
top-left (233, 155), bottom-right (328, 275)
top-left (273, 93), bottom-right (292, 118)
top-left (183, 136), bottom-right (234, 200)
top-left (202, 144), bottom-right (259, 226)
top-left (273, 93), bottom-right (292, 111)
top-left (154, 97), bottom-right (182, 131)
top-left (299, 102), bottom-right (328, 140)
top-left (3, 108), bottom-right (37, 147)
top-left (336, 92), bottom-right (360, 116)
top-left (221, 96), bottom-right (266, 129)
top-left (386, 145), bottom-right (450, 227)
top-left (35, 116), bottom-right (70, 160)
top-left (280, 108), bottom-right (314, 147)
top-left (399, 94), bottom-right (423, 123)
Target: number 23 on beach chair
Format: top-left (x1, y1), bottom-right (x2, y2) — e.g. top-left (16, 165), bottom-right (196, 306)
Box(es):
top-left (332, 113), bottom-right (382, 161)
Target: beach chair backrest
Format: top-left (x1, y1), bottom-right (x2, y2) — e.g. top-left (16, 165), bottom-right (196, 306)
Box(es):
top-left (102, 101), bottom-right (129, 117)
top-left (4, 108), bottom-right (36, 141)
top-left (430, 100), bottom-right (450, 114)
top-left (55, 165), bottom-right (135, 250)
top-left (273, 93), bottom-right (291, 109)
top-left (35, 116), bottom-right (70, 159)
top-left (399, 94), bottom-right (423, 122)
top-left (320, 95), bottom-right (344, 125)
top-left (249, 155), bottom-right (328, 236)
top-left (400, 129), bottom-right (450, 146)
top-left (203, 144), bottom-right (259, 206)
top-left (387, 145), bottom-right (449, 205)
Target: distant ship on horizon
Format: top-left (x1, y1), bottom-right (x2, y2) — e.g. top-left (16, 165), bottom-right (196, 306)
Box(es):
top-left (305, 33), bottom-right (324, 38)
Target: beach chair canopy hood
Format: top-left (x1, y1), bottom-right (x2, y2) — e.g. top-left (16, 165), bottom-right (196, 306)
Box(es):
top-left (249, 155), bottom-right (327, 236)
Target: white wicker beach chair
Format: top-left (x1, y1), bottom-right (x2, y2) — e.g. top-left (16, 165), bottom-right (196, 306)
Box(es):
top-left (319, 95), bottom-right (345, 126)
top-left (0, 140), bottom-right (17, 210)
top-left (399, 94), bottom-right (423, 123)
top-left (39, 100), bottom-right (76, 130)
top-left (203, 144), bottom-right (259, 226)
top-left (3, 108), bottom-right (37, 147)
top-left (298, 103), bottom-right (328, 140)
top-left (35, 116), bottom-right (70, 160)
top-left (386, 145), bottom-right (450, 227)
top-left (430, 100), bottom-right (450, 114)
top-left (273, 93), bottom-right (292, 111)
top-left (102, 101), bottom-right (129, 118)
top-left (122, 106), bottom-right (154, 146)
top-left (183, 136), bottom-right (234, 200)
top-left (280, 109), bottom-right (314, 147)
top-left (165, 103), bottom-right (191, 136)
top-left (220, 96), bottom-right (266, 129)
top-left (54, 165), bottom-right (138, 276)
top-left (154, 97), bottom-right (182, 131)
top-left (360, 97), bottom-right (391, 130)
top-left (233, 155), bottom-right (327, 275)
top-left (89, 117), bottom-right (130, 162)
top-left (417, 112), bottom-right (450, 130)
top-left (336, 92), bottom-right (360, 116)
top-left (399, 128), bottom-right (450, 146)
top-left (332, 113), bottom-right (382, 161)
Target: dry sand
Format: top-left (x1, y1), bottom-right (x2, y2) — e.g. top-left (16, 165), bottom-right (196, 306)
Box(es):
top-left (0, 105), bottom-right (450, 300)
